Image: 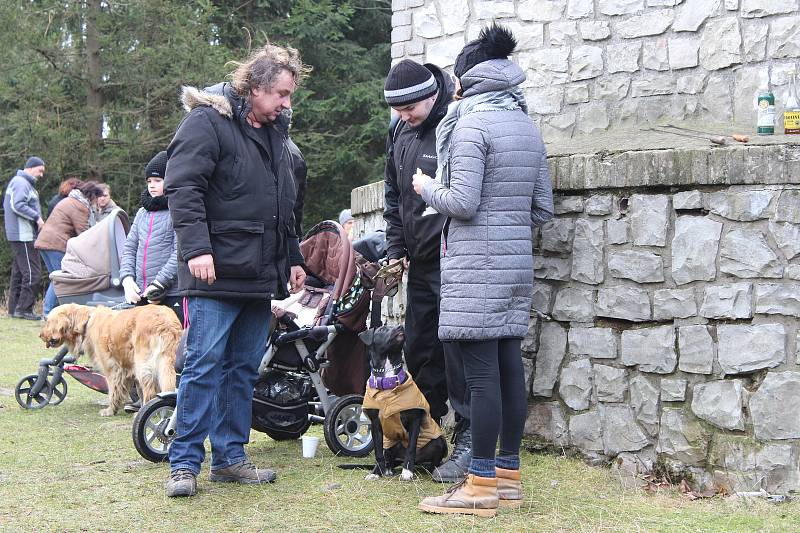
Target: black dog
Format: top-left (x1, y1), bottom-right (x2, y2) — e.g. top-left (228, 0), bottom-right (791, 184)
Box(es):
top-left (360, 325), bottom-right (448, 481)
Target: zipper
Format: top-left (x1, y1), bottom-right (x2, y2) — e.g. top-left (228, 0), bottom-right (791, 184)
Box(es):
top-left (141, 212), bottom-right (156, 287)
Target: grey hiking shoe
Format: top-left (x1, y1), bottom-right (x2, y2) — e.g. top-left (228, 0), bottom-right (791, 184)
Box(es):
top-left (432, 424), bottom-right (472, 483)
top-left (209, 459), bottom-right (277, 484)
top-left (166, 469), bottom-right (197, 497)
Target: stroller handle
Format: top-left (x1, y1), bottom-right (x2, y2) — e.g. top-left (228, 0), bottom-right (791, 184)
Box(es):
top-left (274, 324), bottom-right (339, 345)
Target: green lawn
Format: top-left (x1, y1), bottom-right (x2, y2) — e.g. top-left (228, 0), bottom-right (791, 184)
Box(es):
top-left (1, 315), bottom-right (798, 532)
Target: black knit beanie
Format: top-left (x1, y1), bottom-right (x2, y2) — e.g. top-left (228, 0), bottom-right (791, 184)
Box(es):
top-left (384, 59), bottom-right (438, 107)
top-left (144, 151), bottom-right (168, 179)
top-left (454, 23), bottom-right (518, 79)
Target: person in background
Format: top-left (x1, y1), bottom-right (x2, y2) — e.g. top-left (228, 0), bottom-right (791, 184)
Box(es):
top-left (338, 208), bottom-right (354, 239)
top-left (120, 151), bottom-right (181, 323)
top-left (3, 156), bottom-right (45, 320)
top-left (414, 24), bottom-right (554, 516)
top-left (46, 177), bottom-right (81, 217)
top-left (286, 131), bottom-right (307, 238)
top-left (94, 182), bottom-right (119, 221)
top-left (35, 180), bottom-right (104, 317)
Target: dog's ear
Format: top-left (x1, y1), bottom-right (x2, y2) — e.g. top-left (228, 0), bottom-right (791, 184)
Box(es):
top-left (359, 329), bottom-right (375, 346)
top-left (69, 305), bottom-right (90, 333)
top-left (391, 325), bottom-right (405, 345)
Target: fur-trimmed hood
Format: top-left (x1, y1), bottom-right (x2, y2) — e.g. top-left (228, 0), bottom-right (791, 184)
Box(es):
top-left (179, 82), bottom-right (291, 132)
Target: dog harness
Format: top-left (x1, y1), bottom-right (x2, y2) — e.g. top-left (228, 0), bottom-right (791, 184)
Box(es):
top-left (362, 372), bottom-right (443, 450)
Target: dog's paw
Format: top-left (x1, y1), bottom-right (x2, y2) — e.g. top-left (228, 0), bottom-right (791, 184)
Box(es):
top-left (365, 473), bottom-right (380, 481)
top-left (99, 408), bottom-right (115, 417)
top-left (400, 468), bottom-right (414, 481)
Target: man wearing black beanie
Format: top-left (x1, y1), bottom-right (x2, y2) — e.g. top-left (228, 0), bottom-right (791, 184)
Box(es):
top-left (383, 59), bottom-right (472, 483)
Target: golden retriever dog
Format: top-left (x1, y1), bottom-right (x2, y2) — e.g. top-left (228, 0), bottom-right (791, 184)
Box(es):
top-left (40, 303), bottom-right (181, 416)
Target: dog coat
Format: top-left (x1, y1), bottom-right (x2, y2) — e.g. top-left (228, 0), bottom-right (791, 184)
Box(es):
top-left (362, 373), bottom-right (443, 450)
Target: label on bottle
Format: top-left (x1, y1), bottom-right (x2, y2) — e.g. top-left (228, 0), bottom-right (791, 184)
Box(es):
top-left (757, 95), bottom-right (775, 135)
top-left (784, 111), bottom-right (800, 134)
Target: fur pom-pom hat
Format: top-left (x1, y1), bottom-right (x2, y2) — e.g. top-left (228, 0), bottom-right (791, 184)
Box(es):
top-left (453, 23), bottom-right (517, 79)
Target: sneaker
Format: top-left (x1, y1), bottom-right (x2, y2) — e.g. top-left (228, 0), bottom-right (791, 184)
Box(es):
top-left (17, 311), bottom-right (43, 321)
top-left (123, 398), bottom-right (142, 413)
top-left (432, 423), bottom-right (472, 483)
top-left (209, 459), bottom-right (277, 484)
top-left (165, 469), bottom-right (197, 497)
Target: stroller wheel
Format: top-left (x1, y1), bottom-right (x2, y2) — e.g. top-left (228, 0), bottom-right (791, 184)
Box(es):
top-left (14, 374), bottom-right (53, 409)
top-left (323, 394), bottom-right (373, 458)
top-left (49, 376), bottom-right (68, 406)
top-left (132, 395), bottom-right (176, 462)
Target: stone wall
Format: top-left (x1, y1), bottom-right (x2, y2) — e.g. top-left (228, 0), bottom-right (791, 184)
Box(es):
top-left (391, 0), bottom-right (800, 138)
top-left (351, 137), bottom-right (800, 493)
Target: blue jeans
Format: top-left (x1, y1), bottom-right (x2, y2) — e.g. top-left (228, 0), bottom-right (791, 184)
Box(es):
top-left (39, 250), bottom-right (65, 316)
top-left (169, 297), bottom-right (271, 475)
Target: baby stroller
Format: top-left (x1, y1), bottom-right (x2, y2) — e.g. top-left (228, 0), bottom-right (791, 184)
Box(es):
top-left (132, 220), bottom-right (382, 462)
top-left (15, 209), bottom-right (129, 409)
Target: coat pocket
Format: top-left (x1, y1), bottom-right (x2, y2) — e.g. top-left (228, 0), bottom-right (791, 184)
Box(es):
top-left (209, 219), bottom-right (264, 278)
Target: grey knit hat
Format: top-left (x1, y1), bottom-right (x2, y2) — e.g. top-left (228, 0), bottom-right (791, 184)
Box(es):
top-left (24, 156), bottom-right (45, 169)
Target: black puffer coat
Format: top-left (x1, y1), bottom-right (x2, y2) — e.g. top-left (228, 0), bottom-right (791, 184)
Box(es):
top-left (383, 64), bottom-right (454, 263)
top-left (165, 82), bottom-right (303, 300)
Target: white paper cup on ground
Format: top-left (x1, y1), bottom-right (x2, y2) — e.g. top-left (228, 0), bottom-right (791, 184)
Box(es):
top-left (301, 435), bottom-right (320, 458)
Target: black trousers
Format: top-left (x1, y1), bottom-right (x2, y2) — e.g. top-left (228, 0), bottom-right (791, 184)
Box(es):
top-left (457, 338), bottom-right (526, 461)
top-left (404, 258), bottom-right (469, 422)
top-left (8, 241), bottom-right (41, 315)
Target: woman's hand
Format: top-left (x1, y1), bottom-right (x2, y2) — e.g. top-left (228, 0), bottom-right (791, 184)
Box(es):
top-left (411, 168), bottom-right (432, 195)
top-left (122, 277), bottom-right (141, 304)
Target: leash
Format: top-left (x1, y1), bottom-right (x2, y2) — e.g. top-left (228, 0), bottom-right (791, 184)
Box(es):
top-left (368, 260), bottom-right (404, 329)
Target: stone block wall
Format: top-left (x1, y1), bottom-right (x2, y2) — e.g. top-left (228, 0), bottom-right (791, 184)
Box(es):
top-left (391, 0), bottom-right (800, 138)
top-left (351, 139), bottom-right (800, 493)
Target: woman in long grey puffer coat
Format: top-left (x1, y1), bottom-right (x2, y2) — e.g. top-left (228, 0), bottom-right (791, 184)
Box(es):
top-left (414, 24), bottom-right (553, 517)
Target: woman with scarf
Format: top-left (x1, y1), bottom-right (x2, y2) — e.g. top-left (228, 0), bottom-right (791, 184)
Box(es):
top-left (412, 24), bottom-right (554, 517)
top-left (120, 151), bottom-right (182, 324)
top-left (35, 180), bottom-right (104, 317)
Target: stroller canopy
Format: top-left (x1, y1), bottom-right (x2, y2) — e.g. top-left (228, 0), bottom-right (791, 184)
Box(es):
top-left (51, 208), bottom-right (129, 298)
top-left (300, 220), bottom-right (357, 302)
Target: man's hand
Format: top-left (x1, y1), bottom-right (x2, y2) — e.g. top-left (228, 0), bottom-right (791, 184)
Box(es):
top-left (122, 277), bottom-right (141, 304)
top-left (411, 168), bottom-right (432, 195)
top-left (389, 257), bottom-right (409, 270)
top-left (188, 254), bottom-right (216, 285)
top-left (36, 217), bottom-right (44, 231)
top-left (289, 265), bottom-right (306, 294)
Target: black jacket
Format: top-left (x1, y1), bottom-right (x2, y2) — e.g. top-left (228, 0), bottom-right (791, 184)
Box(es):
top-left (287, 137), bottom-right (307, 238)
top-left (383, 64), bottom-right (453, 263)
top-left (165, 83), bottom-right (303, 300)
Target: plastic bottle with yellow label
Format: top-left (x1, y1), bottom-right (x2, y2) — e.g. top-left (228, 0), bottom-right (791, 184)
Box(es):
top-left (784, 68), bottom-right (800, 135)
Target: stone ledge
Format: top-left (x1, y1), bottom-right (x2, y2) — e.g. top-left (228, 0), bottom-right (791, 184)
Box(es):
top-left (352, 135), bottom-right (800, 210)
top-left (548, 137), bottom-right (800, 191)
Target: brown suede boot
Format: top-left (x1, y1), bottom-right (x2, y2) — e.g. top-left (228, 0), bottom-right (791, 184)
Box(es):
top-left (418, 474), bottom-right (499, 517)
top-left (496, 467), bottom-right (522, 508)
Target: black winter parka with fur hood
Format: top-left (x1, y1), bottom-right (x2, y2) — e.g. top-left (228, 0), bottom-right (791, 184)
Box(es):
top-left (165, 82), bottom-right (303, 300)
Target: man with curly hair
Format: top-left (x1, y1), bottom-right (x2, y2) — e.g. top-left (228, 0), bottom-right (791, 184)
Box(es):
top-left (164, 44), bottom-right (310, 497)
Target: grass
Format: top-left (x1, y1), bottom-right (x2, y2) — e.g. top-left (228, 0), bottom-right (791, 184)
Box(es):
top-left (1, 316), bottom-right (799, 532)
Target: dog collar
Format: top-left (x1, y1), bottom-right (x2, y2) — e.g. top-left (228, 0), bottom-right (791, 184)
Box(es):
top-left (369, 369), bottom-right (407, 390)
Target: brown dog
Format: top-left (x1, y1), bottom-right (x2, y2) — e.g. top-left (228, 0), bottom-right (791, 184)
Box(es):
top-left (40, 303), bottom-right (180, 416)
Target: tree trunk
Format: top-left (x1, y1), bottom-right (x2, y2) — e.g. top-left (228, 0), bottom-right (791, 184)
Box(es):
top-left (85, 0), bottom-right (103, 179)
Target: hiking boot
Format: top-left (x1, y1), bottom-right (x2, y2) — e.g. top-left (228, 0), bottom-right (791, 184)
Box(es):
top-left (123, 398), bottom-right (141, 413)
top-left (419, 474), bottom-right (498, 518)
top-left (165, 469), bottom-right (197, 497)
top-left (209, 459), bottom-right (277, 484)
top-left (432, 424), bottom-right (472, 483)
top-left (16, 311), bottom-right (42, 321)
top-left (496, 467), bottom-right (522, 509)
